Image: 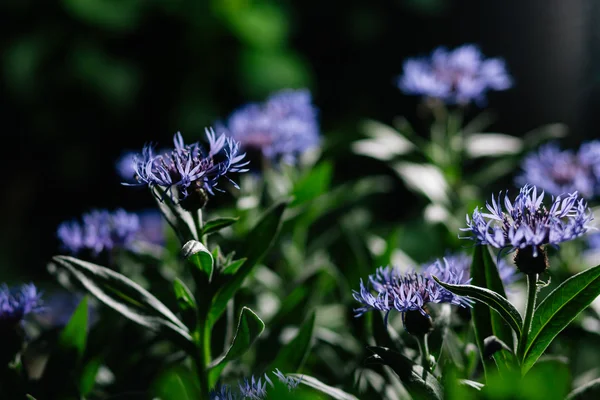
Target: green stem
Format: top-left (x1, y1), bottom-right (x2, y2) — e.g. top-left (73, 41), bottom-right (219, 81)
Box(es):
top-left (416, 334), bottom-right (431, 376)
top-left (518, 273), bottom-right (538, 362)
top-left (194, 321), bottom-right (212, 399)
top-left (192, 209), bottom-right (204, 243)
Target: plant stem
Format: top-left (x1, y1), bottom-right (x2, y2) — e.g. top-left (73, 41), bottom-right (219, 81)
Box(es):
top-left (416, 334), bottom-right (431, 376)
top-left (192, 209), bottom-right (203, 242)
top-left (195, 321), bottom-right (212, 399)
top-left (518, 273), bottom-right (538, 362)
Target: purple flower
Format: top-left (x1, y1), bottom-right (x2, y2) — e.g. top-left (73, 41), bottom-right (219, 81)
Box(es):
top-left (130, 129), bottom-right (248, 208)
top-left (57, 209), bottom-right (140, 255)
top-left (238, 375), bottom-right (270, 399)
top-left (0, 284), bottom-right (43, 325)
top-left (210, 370), bottom-right (301, 399)
top-left (115, 151), bottom-right (138, 183)
top-left (398, 44), bottom-right (512, 105)
top-left (517, 142), bottom-right (600, 199)
top-left (136, 209), bottom-right (165, 245)
top-left (220, 89), bottom-right (320, 164)
top-left (425, 252), bottom-right (520, 288)
top-left (461, 184), bottom-right (592, 257)
top-left (352, 260), bottom-right (473, 325)
top-left (210, 384), bottom-right (235, 400)
top-left (273, 369), bottom-right (302, 391)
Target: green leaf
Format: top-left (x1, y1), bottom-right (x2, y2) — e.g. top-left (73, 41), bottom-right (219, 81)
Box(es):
top-left (367, 346), bottom-right (443, 400)
top-left (208, 199), bottom-right (288, 326)
top-left (152, 186), bottom-right (200, 244)
top-left (173, 278), bottom-right (198, 330)
top-left (202, 217), bottom-right (239, 236)
top-left (182, 240), bottom-right (214, 282)
top-left (52, 256), bottom-right (191, 345)
top-left (290, 374), bottom-right (359, 400)
top-left (221, 258), bottom-right (246, 275)
top-left (269, 311), bottom-right (316, 373)
top-left (80, 356), bottom-right (102, 396)
top-left (567, 377), bottom-right (600, 400)
top-left (209, 307), bottom-right (265, 368)
top-left (290, 162), bottom-right (332, 207)
top-left (432, 276), bottom-right (522, 340)
top-left (58, 296), bottom-right (89, 359)
top-left (522, 263), bottom-right (600, 373)
top-left (466, 245), bottom-right (519, 376)
top-left (151, 365), bottom-right (201, 400)
top-left (40, 297), bottom-right (89, 397)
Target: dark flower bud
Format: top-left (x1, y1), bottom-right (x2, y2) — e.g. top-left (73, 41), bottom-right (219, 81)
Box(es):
top-left (514, 246), bottom-right (548, 275)
top-left (403, 309), bottom-right (434, 337)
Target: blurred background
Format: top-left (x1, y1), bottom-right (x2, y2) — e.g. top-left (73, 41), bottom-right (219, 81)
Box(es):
top-left (1, 0), bottom-right (598, 282)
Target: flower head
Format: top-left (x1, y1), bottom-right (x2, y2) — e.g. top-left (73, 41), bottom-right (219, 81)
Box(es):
top-left (517, 142), bottom-right (600, 199)
top-left (131, 129), bottom-right (248, 210)
top-left (398, 44), bottom-right (512, 105)
top-left (0, 284), bottom-right (43, 326)
top-left (352, 259), bottom-right (472, 327)
top-left (221, 89), bottom-right (320, 164)
top-left (427, 252), bottom-right (520, 288)
top-left (210, 371), bottom-right (302, 400)
top-left (461, 185), bottom-right (592, 272)
top-left (57, 209), bottom-right (140, 255)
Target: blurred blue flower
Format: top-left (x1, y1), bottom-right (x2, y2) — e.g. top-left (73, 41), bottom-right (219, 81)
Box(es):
top-left (57, 209), bottom-right (140, 255)
top-left (426, 252), bottom-right (520, 287)
top-left (461, 184), bottom-right (592, 257)
top-left (130, 129), bottom-right (248, 206)
top-left (115, 151), bottom-right (138, 183)
top-left (0, 283), bottom-right (43, 325)
top-left (517, 142), bottom-right (600, 199)
top-left (136, 209), bottom-right (165, 246)
top-left (352, 259), bottom-right (473, 324)
top-left (398, 44), bottom-right (512, 105)
top-left (220, 89), bottom-right (320, 164)
top-left (210, 370), bottom-right (302, 399)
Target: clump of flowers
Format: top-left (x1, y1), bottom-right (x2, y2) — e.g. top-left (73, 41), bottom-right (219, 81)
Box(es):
top-left (219, 89), bottom-right (320, 165)
top-left (353, 259), bottom-right (473, 334)
top-left (130, 129), bottom-right (248, 211)
top-left (461, 184), bottom-right (592, 274)
top-left (0, 284), bottom-right (43, 326)
top-left (57, 209), bottom-right (141, 256)
top-left (210, 370), bottom-right (302, 399)
top-left (398, 44), bottom-right (512, 105)
top-left (516, 142), bottom-right (600, 199)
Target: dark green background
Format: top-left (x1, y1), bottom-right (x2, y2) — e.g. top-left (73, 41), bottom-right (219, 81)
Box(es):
top-left (2, 0), bottom-right (598, 282)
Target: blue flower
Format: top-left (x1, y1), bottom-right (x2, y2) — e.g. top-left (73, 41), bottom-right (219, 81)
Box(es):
top-left (220, 89), bottom-right (320, 164)
top-left (352, 259), bottom-right (473, 325)
top-left (426, 252), bottom-right (520, 287)
top-left (517, 142), bottom-right (600, 199)
top-left (130, 129), bottom-right (248, 209)
top-left (57, 209), bottom-right (140, 255)
top-left (461, 184), bottom-right (592, 257)
top-left (210, 371), bottom-right (302, 399)
top-left (136, 209), bottom-right (165, 245)
top-left (0, 284), bottom-right (43, 325)
top-left (398, 44), bottom-right (512, 105)
top-left (115, 151), bottom-right (138, 183)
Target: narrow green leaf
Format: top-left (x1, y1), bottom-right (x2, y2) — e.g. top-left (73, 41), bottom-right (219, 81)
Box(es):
top-left (52, 256), bottom-right (191, 344)
top-left (152, 186), bottom-right (199, 243)
top-left (367, 346), bottom-right (443, 400)
top-left (173, 278), bottom-right (198, 330)
top-left (221, 258), bottom-right (246, 275)
top-left (80, 356), bottom-right (102, 396)
top-left (202, 217), bottom-right (239, 236)
top-left (290, 162), bottom-right (332, 207)
top-left (40, 297), bottom-right (89, 397)
top-left (58, 296), bottom-right (89, 359)
top-left (290, 374), bottom-right (359, 400)
top-left (433, 276), bottom-right (522, 339)
top-left (209, 307), bottom-right (265, 368)
top-left (151, 365), bottom-right (201, 400)
top-left (208, 199), bottom-right (289, 326)
top-left (182, 240), bottom-right (214, 282)
top-left (522, 263), bottom-right (600, 373)
top-left (269, 312), bottom-right (316, 373)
